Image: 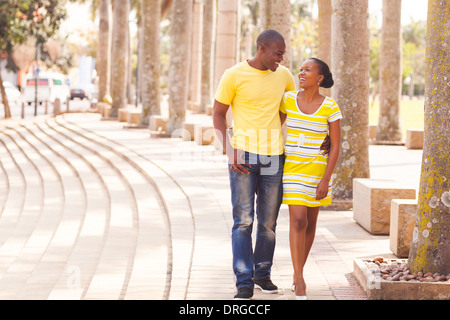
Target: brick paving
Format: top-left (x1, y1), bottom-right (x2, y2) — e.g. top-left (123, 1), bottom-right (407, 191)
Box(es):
top-left (0, 111), bottom-right (422, 300)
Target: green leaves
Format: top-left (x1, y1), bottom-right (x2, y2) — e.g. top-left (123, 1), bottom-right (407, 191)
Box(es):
top-left (0, 0), bottom-right (67, 51)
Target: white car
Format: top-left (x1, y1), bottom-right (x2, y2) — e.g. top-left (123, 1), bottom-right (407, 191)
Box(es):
top-left (1, 81), bottom-right (22, 106)
top-left (23, 72), bottom-right (70, 106)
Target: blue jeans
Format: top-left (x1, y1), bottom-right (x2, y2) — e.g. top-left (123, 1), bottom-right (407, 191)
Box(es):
top-left (228, 151), bottom-right (285, 290)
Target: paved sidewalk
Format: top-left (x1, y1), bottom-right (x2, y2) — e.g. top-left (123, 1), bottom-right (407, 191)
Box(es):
top-left (0, 111), bottom-right (422, 300)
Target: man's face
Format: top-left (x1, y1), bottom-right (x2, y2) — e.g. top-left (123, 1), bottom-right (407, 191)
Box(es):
top-left (261, 40), bottom-right (285, 72)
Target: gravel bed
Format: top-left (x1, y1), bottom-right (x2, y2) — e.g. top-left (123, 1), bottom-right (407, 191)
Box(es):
top-left (364, 257), bottom-right (450, 283)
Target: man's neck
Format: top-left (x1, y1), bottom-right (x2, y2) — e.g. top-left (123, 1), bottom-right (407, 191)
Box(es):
top-left (247, 57), bottom-right (267, 71)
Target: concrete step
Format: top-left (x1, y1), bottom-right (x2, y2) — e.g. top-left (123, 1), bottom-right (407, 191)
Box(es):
top-left (0, 124), bottom-right (60, 299)
top-left (0, 115), bottom-right (175, 299)
top-left (60, 113), bottom-right (232, 299)
top-left (56, 114), bottom-right (196, 300)
top-left (44, 117), bottom-right (171, 299)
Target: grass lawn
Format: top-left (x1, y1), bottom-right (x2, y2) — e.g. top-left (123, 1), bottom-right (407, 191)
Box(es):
top-left (369, 97), bottom-right (425, 139)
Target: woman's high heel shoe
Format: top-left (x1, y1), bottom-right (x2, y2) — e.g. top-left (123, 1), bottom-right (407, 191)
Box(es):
top-left (292, 283), bottom-right (307, 300)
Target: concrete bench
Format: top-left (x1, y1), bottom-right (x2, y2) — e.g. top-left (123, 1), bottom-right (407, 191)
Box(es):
top-left (188, 101), bottom-right (200, 113)
top-left (390, 199), bottom-right (418, 258)
top-left (206, 104), bottom-right (213, 115)
top-left (149, 115), bottom-right (168, 132)
top-left (118, 108), bottom-right (129, 122)
top-left (102, 104), bottom-right (112, 118)
top-left (97, 102), bottom-right (110, 115)
top-left (353, 178), bottom-right (416, 235)
top-left (369, 124), bottom-right (377, 141)
top-left (405, 129), bottom-right (423, 149)
top-left (182, 122), bottom-right (195, 141)
top-left (194, 125), bottom-right (215, 146)
top-left (127, 110), bottom-right (141, 125)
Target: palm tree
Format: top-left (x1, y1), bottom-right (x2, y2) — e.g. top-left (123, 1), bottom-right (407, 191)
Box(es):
top-left (408, 0), bottom-right (450, 275)
top-left (317, 0), bottom-right (331, 97)
top-left (214, 0), bottom-right (238, 127)
top-left (110, 0), bottom-right (130, 117)
top-left (259, 0), bottom-right (291, 68)
top-left (330, 0), bottom-right (370, 205)
top-left (166, 0), bottom-right (193, 133)
top-left (199, 0), bottom-right (216, 114)
top-left (97, 0), bottom-right (111, 102)
top-left (140, 0), bottom-right (161, 125)
top-left (376, 0), bottom-right (402, 142)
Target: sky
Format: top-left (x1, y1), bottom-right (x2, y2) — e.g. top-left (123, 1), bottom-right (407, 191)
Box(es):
top-left (368, 0), bottom-right (428, 25)
top-left (60, 0), bottom-right (429, 46)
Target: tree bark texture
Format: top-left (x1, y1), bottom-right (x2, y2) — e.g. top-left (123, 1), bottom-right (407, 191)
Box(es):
top-left (97, 0), bottom-right (111, 102)
top-left (330, 0), bottom-right (370, 201)
top-left (167, 0), bottom-right (193, 133)
top-left (408, 0), bottom-right (450, 275)
top-left (259, 0), bottom-right (291, 68)
top-left (376, 0), bottom-right (402, 142)
top-left (318, 0), bottom-right (332, 97)
top-left (199, 0), bottom-right (215, 113)
top-left (188, 0), bottom-right (203, 110)
top-left (110, 0), bottom-right (130, 117)
top-left (215, 0), bottom-right (238, 127)
top-left (0, 72), bottom-right (11, 118)
top-left (140, 0), bottom-right (161, 125)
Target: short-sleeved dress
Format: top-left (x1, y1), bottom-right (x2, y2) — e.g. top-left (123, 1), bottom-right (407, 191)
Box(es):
top-left (280, 91), bottom-right (342, 207)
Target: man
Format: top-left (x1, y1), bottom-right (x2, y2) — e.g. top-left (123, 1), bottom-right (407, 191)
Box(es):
top-left (213, 30), bottom-right (295, 300)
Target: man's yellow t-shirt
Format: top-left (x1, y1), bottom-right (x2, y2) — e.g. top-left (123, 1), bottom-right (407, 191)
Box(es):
top-left (215, 61), bottom-right (295, 155)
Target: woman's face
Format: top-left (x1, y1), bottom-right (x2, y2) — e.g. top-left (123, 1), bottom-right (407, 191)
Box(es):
top-left (298, 60), bottom-right (324, 89)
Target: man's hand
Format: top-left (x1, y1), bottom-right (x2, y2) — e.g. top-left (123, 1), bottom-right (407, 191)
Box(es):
top-left (320, 135), bottom-right (331, 155)
top-left (228, 148), bottom-right (251, 175)
top-left (213, 99), bottom-right (251, 175)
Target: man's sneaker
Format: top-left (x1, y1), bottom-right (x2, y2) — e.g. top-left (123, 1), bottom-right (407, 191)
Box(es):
top-left (254, 279), bottom-right (278, 294)
top-left (234, 287), bottom-right (253, 300)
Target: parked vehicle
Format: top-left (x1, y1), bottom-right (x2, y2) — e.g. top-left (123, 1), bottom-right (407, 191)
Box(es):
top-left (70, 87), bottom-right (87, 100)
top-left (23, 72), bottom-right (70, 106)
top-left (70, 84), bottom-right (98, 101)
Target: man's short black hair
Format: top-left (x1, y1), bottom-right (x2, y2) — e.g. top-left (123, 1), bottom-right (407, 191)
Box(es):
top-left (256, 29), bottom-right (285, 49)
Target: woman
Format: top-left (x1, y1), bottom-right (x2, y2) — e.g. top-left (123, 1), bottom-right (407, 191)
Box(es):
top-left (279, 58), bottom-right (341, 300)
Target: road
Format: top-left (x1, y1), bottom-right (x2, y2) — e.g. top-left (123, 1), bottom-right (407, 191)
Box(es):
top-left (1, 98), bottom-right (92, 119)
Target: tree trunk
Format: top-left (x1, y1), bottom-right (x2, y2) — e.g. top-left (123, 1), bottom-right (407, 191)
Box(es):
top-left (376, 0), bottom-right (402, 142)
top-left (318, 0), bottom-right (332, 97)
top-left (259, 0), bottom-right (291, 68)
top-left (408, 0), bottom-right (450, 275)
top-left (188, 0), bottom-right (203, 112)
top-left (0, 71), bottom-right (11, 119)
top-left (330, 0), bottom-right (370, 203)
top-left (215, 0), bottom-right (238, 128)
top-left (140, 0), bottom-right (161, 125)
top-left (199, 0), bottom-right (216, 114)
top-left (97, 0), bottom-right (111, 103)
top-left (166, 0), bottom-right (193, 133)
top-left (408, 73), bottom-right (415, 99)
top-left (110, 0), bottom-right (130, 117)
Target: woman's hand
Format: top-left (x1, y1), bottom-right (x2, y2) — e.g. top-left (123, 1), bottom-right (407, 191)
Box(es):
top-left (315, 178), bottom-right (330, 200)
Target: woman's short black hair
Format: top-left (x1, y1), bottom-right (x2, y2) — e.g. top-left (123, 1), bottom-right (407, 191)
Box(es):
top-left (308, 57), bottom-right (334, 88)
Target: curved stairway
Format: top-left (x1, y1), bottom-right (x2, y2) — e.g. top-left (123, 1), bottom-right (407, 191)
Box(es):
top-left (0, 113), bottom-right (207, 300)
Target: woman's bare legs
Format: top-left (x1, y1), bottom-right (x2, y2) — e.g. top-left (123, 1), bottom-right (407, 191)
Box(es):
top-left (289, 205), bottom-right (320, 296)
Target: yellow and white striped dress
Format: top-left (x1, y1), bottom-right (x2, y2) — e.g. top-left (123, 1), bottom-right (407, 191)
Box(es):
top-left (280, 91), bottom-right (342, 207)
